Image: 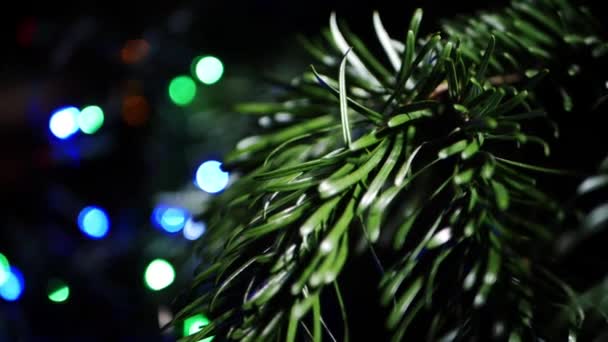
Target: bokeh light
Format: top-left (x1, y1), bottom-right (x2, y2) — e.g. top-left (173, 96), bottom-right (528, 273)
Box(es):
top-left (195, 160), bottom-right (229, 194)
top-left (122, 95), bottom-right (150, 126)
top-left (194, 56), bottom-right (224, 85)
top-left (184, 313), bottom-right (214, 341)
top-left (49, 106), bottom-right (80, 139)
top-left (168, 75), bottom-right (196, 106)
top-left (48, 279), bottom-right (70, 303)
top-left (0, 253), bottom-right (9, 286)
top-left (78, 105), bottom-right (104, 134)
top-left (77, 206), bottom-right (110, 239)
top-left (120, 39), bottom-right (150, 64)
top-left (144, 259), bottom-right (175, 291)
top-left (0, 266), bottom-right (24, 302)
top-left (158, 305), bottom-right (173, 328)
top-left (152, 206), bottom-right (188, 233)
top-left (17, 17), bottom-right (37, 47)
top-left (183, 218), bottom-right (206, 240)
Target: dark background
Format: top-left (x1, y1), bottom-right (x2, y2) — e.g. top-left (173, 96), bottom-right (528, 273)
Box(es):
top-left (0, 0), bottom-right (605, 341)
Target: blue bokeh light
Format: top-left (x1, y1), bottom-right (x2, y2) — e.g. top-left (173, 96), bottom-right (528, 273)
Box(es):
top-left (49, 106), bottom-right (80, 139)
top-left (78, 206), bottom-right (110, 239)
top-left (0, 267), bottom-right (24, 302)
top-left (195, 160), bottom-right (229, 194)
top-left (152, 206), bottom-right (188, 233)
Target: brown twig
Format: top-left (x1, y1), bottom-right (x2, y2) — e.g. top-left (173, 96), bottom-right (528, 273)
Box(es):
top-left (428, 73), bottom-right (522, 99)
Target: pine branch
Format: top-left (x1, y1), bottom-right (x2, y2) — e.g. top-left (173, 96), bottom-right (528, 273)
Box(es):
top-left (176, 1), bottom-right (607, 341)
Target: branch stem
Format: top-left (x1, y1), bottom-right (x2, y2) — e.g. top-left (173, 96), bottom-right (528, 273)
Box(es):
top-left (429, 73), bottom-right (522, 99)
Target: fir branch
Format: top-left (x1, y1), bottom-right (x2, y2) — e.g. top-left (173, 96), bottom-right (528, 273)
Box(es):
top-left (176, 1), bottom-right (608, 341)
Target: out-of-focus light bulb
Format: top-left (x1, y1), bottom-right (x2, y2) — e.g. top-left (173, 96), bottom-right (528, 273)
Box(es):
top-left (152, 206), bottom-right (188, 233)
top-left (78, 105), bottom-right (104, 134)
top-left (144, 259), bottom-right (175, 291)
top-left (158, 305), bottom-right (173, 329)
top-left (49, 106), bottom-right (80, 139)
top-left (48, 279), bottom-right (70, 303)
top-left (0, 266), bottom-right (24, 302)
top-left (195, 160), bottom-right (229, 194)
top-left (184, 313), bottom-right (214, 341)
top-left (78, 206), bottom-right (110, 239)
top-left (183, 218), bottom-right (206, 240)
top-left (168, 75), bottom-right (196, 106)
top-left (0, 253), bottom-right (9, 286)
top-left (194, 56), bottom-right (224, 85)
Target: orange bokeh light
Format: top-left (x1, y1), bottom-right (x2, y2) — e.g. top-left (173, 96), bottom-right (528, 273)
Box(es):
top-left (122, 95), bottom-right (150, 126)
top-left (120, 39), bottom-right (150, 64)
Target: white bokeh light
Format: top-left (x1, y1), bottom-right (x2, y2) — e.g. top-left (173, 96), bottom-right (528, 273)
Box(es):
top-left (49, 106), bottom-right (80, 139)
top-left (195, 160), bottom-right (229, 194)
top-left (183, 218), bottom-right (206, 240)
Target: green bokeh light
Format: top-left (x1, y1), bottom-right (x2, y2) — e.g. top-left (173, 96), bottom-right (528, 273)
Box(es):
top-left (48, 280), bottom-right (70, 303)
top-left (144, 259), bottom-right (175, 291)
top-left (78, 105), bottom-right (104, 134)
top-left (184, 313), bottom-right (214, 341)
top-left (194, 56), bottom-right (224, 85)
top-left (168, 76), bottom-right (197, 106)
top-left (0, 253), bottom-right (9, 285)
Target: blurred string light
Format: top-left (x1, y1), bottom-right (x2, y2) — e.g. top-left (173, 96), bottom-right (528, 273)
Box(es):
top-left (168, 76), bottom-right (196, 106)
top-left (48, 279), bottom-right (70, 303)
top-left (49, 106), bottom-right (80, 139)
top-left (183, 218), bottom-right (206, 240)
top-left (120, 39), bottom-right (150, 64)
top-left (184, 313), bottom-right (214, 341)
top-left (168, 9), bottom-right (192, 34)
top-left (193, 56), bottom-right (224, 85)
top-left (0, 253), bottom-right (9, 286)
top-left (144, 259), bottom-right (175, 291)
top-left (157, 305), bottom-right (173, 329)
top-left (77, 105), bottom-right (104, 134)
top-left (195, 160), bottom-right (229, 194)
top-left (77, 206), bottom-right (110, 239)
top-left (16, 17), bottom-right (37, 47)
top-left (152, 206), bottom-right (188, 233)
top-left (0, 266), bottom-right (24, 302)
top-left (122, 95), bottom-right (150, 126)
